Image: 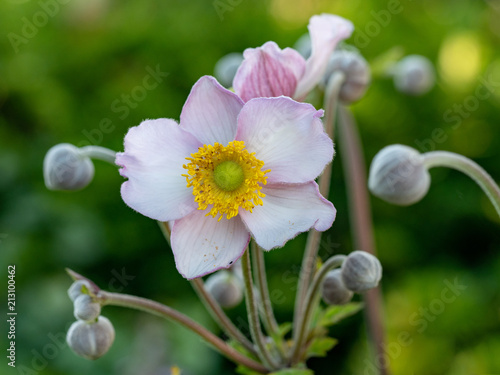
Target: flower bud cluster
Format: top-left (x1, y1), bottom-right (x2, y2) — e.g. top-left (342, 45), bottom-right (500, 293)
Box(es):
top-left (321, 251), bottom-right (382, 305)
top-left (66, 280), bottom-right (115, 360)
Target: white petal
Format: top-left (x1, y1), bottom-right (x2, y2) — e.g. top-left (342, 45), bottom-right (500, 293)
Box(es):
top-left (235, 96), bottom-right (333, 184)
top-left (180, 76), bottom-right (244, 146)
top-left (171, 210), bottom-right (250, 279)
top-left (117, 118), bottom-right (201, 221)
top-left (294, 14), bottom-right (354, 99)
top-left (239, 182), bottom-right (336, 250)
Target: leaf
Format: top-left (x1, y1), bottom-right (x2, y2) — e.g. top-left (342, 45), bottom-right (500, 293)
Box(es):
top-left (269, 369), bottom-right (314, 375)
top-left (278, 322), bottom-right (292, 337)
top-left (228, 340), bottom-right (260, 362)
top-left (236, 365), bottom-right (265, 375)
top-left (305, 337), bottom-right (338, 359)
top-left (320, 302), bottom-right (364, 327)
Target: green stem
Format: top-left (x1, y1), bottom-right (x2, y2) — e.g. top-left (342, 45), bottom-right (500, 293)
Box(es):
top-left (79, 145), bottom-right (117, 164)
top-left (251, 241), bottom-right (287, 360)
top-left (423, 151), bottom-right (500, 217)
top-left (241, 249), bottom-right (281, 370)
top-left (293, 72), bottom-right (345, 336)
top-left (337, 106), bottom-right (388, 375)
top-left (289, 255), bottom-right (346, 364)
top-left (157, 221), bottom-right (257, 355)
top-left (95, 290), bottom-right (268, 374)
top-left (191, 278), bottom-right (257, 356)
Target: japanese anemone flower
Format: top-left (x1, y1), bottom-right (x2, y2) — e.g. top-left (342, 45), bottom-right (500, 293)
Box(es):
top-left (116, 76), bottom-right (336, 279)
top-left (233, 13), bottom-right (354, 102)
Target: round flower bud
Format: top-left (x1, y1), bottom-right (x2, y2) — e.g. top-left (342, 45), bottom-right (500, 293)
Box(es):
top-left (73, 294), bottom-right (101, 322)
top-left (68, 280), bottom-right (92, 302)
top-left (214, 52), bottom-right (244, 88)
top-left (324, 50), bottom-right (371, 103)
top-left (205, 270), bottom-right (243, 308)
top-left (43, 143), bottom-right (94, 191)
top-left (341, 251), bottom-right (382, 293)
top-left (393, 55), bottom-right (435, 95)
top-left (368, 144), bottom-right (430, 206)
top-left (67, 316), bottom-right (115, 360)
top-left (321, 269), bottom-right (354, 305)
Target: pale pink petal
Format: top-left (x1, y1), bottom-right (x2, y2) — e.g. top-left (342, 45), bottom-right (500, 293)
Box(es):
top-left (171, 210), bottom-right (250, 279)
top-left (294, 14), bottom-right (354, 99)
top-left (239, 182), bottom-right (336, 250)
top-left (235, 96), bottom-right (333, 184)
top-left (180, 76), bottom-right (244, 146)
top-left (233, 42), bottom-right (306, 102)
top-left (117, 118), bottom-right (201, 221)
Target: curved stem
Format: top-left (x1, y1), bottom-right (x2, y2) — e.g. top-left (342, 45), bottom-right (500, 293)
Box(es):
top-left (251, 241), bottom-right (279, 336)
top-left (251, 242), bottom-right (287, 360)
top-left (337, 106), bottom-right (388, 375)
top-left (423, 151), bottom-right (500, 217)
top-left (79, 145), bottom-right (117, 164)
top-left (157, 221), bottom-right (256, 355)
top-left (293, 72), bottom-right (345, 335)
top-left (289, 255), bottom-right (346, 364)
top-left (191, 278), bottom-right (257, 355)
top-left (95, 290), bottom-right (268, 374)
top-left (241, 249), bottom-right (281, 370)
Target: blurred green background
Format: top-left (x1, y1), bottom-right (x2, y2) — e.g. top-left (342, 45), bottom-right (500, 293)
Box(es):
top-left (1, 0), bottom-right (500, 374)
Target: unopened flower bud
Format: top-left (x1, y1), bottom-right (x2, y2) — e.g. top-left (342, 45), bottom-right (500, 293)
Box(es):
top-left (324, 50), bottom-right (371, 103)
top-left (205, 270), bottom-right (243, 308)
top-left (393, 55), bottom-right (435, 95)
top-left (68, 280), bottom-right (92, 302)
top-left (214, 53), bottom-right (244, 88)
top-left (74, 294), bottom-right (101, 322)
top-left (368, 144), bottom-right (430, 206)
top-left (321, 269), bottom-right (353, 305)
top-left (43, 143), bottom-right (94, 191)
top-left (341, 251), bottom-right (382, 292)
top-left (67, 316), bottom-right (115, 360)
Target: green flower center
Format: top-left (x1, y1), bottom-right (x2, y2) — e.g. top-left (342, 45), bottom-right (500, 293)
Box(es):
top-left (213, 160), bottom-right (245, 192)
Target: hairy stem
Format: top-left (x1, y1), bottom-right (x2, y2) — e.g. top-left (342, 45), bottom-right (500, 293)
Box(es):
top-left (191, 278), bottom-right (257, 355)
top-left (293, 72), bottom-right (345, 336)
top-left (241, 249), bottom-right (281, 370)
top-left (79, 145), bottom-right (117, 164)
top-left (96, 290), bottom-right (268, 373)
top-left (423, 151), bottom-right (500, 217)
top-left (251, 242), bottom-right (287, 360)
top-left (290, 255), bottom-right (346, 363)
top-left (157, 221), bottom-right (256, 355)
top-left (337, 106), bottom-right (388, 375)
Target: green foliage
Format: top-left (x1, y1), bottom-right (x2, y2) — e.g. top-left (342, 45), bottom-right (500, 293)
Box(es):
top-left (1, 0), bottom-right (500, 375)
top-left (305, 337), bottom-right (338, 359)
top-left (319, 302), bottom-right (364, 328)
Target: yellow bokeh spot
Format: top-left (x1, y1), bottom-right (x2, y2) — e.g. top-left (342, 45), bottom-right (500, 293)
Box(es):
top-left (438, 32), bottom-right (483, 88)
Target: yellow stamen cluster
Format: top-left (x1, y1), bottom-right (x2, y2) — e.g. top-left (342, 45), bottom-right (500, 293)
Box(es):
top-left (182, 141), bottom-right (270, 220)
